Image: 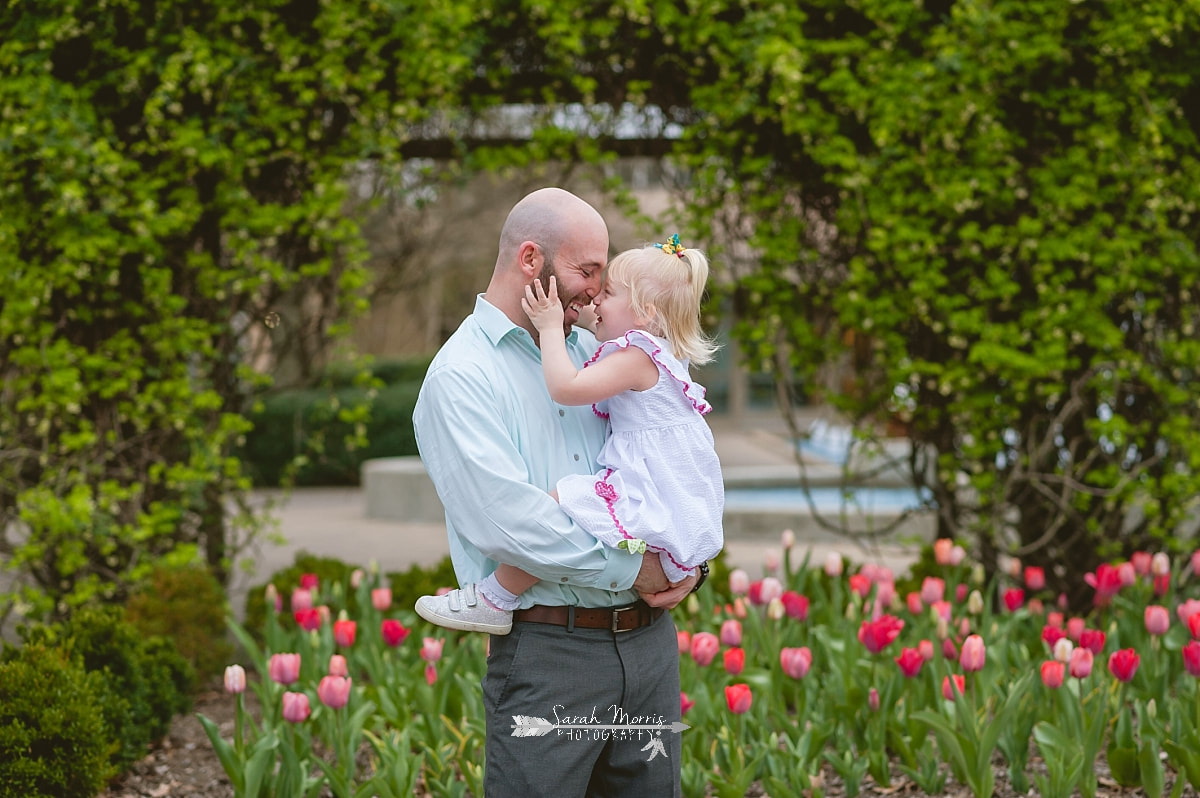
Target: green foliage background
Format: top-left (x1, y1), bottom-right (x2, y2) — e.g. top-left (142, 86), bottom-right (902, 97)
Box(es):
top-left (4, 0), bottom-right (1200, 620)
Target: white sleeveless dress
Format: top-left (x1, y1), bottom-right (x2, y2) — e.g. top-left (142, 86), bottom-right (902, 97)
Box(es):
top-left (555, 331), bottom-right (725, 583)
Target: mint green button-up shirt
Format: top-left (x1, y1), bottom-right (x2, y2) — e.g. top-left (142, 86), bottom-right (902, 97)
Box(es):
top-left (413, 295), bottom-right (643, 609)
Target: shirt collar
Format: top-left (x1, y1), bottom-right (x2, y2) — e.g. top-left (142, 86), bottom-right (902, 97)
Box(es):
top-left (474, 293), bottom-right (579, 349)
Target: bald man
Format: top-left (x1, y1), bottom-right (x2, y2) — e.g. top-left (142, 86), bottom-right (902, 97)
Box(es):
top-left (413, 188), bottom-right (694, 796)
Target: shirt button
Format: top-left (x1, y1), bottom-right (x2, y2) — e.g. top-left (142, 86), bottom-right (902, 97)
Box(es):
top-left (610, 581), bottom-right (618, 588)
top-left (560, 577), bottom-right (569, 583)
top-left (558, 409), bottom-right (565, 417)
top-left (573, 454), bottom-right (580, 461)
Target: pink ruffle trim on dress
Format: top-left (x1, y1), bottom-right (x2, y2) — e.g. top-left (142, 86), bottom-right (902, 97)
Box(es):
top-left (582, 330), bottom-right (711, 419)
top-left (594, 469), bottom-right (689, 573)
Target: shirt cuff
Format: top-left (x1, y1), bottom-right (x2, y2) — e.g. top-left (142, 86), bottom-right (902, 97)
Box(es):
top-left (588, 549), bottom-right (642, 592)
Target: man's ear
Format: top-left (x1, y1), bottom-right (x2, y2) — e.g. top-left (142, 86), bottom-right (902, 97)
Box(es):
top-left (518, 241), bottom-right (541, 277)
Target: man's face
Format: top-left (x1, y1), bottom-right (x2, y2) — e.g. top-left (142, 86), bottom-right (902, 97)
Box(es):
top-left (536, 235), bottom-right (606, 334)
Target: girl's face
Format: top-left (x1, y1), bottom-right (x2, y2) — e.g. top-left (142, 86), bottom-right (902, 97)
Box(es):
top-left (592, 277), bottom-right (647, 341)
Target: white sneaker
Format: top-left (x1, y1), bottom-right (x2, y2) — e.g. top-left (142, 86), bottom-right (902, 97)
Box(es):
top-left (415, 584), bottom-right (513, 635)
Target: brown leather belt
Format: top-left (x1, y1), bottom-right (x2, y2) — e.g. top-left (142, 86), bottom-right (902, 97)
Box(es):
top-left (514, 602), bottom-right (664, 633)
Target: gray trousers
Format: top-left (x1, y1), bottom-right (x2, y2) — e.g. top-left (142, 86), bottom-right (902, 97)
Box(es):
top-left (482, 610), bottom-right (682, 797)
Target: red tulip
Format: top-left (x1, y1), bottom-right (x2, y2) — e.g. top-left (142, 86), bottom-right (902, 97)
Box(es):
top-left (1002, 588), bottom-right (1025, 612)
top-left (868, 688), bottom-right (880, 713)
top-left (780, 646), bottom-right (813, 679)
top-left (424, 663), bottom-right (438, 685)
top-left (294, 608), bottom-right (321, 631)
top-left (1080, 628), bottom-right (1106, 655)
top-left (1069, 647), bottom-right (1094, 679)
top-left (849, 573), bottom-right (871, 598)
top-left (680, 692), bottom-right (695, 716)
top-left (1153, 574), bottom-right (1169, 596)
top-left (942, 638), bottom-right (958, 660)
top-left (268, 652), bottom-right (301, 685)
top-left (906, 592), bottom-right (924, 615)
top-left (1084, 563), bottom-right (1123, 606)
top-left (960, 635), bottom-right (986, 672)
top-left (858, 615), bottom-right (904, 654)
top-left (942, 674), bottom-right (966, 701)
top-left (1145, 606), bottom-right (1170, 636)
top-left (1107, 648), bottom-right (1140, 682)
top-left (1040, 660), bottom-right (1065, 689)
top-left (1183, 641), bottom-right (1200, 677)
top-left (677, 630), bottom-right (691, 654)
top-left (371, 588), bottom-right (392, 611)
top-left (781, 591), bottom-right (809, 620)
top-left (895, 647), bottom-right (924, 678)
top-left (381, 619), bottom-right (410, 647)
top-left (955, 583), bottom-right (969, 603)
top-left (1047, 611), bottom-right (1064, 629)
top-left (690, 632), bottom-right (720, 666)
top-left (333, 619), bottom-right (357, 648)
top-left (282, 691), bottom-right (311, 723)
top-left (1042, 625), bottom-right (1067, 648)
top-left (725, 684), bottom-right (753, 714)
top-left (299, 573), bottom-right (319, 590)
top-left (724, 647), bottom-right (745, 675)
top-left (317, 675), bottom-right (352, 709)
top-left (720, 619), bottom-right (742, 647)
top-left (1189, 613), bottom-right (1200, 640)
top-left (1024, 566), bottom-right (1046, 591)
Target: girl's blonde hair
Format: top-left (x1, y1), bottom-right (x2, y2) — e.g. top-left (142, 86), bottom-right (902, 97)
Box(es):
top-left (604, 241), bottom-right (718, 365)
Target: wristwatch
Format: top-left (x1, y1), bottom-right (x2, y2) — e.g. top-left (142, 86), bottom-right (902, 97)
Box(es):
top-left (690, 561), bottom-right (709, 593)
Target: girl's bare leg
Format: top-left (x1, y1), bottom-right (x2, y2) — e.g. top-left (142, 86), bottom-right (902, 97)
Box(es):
top-left (494, 563), bottom-right (540, 596)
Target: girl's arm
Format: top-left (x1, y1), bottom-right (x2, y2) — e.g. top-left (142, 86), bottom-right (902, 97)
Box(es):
top-left (523, 277), bottom-right (658, 406)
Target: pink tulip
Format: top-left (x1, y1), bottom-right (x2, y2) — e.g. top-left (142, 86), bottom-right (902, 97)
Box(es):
top-left (906, 592), bottom-right (924, 615)
top-left (424, 664), bottom-right (438, 685)
top-left (849, 574), bottom-right (871, 598)
top-left (282, 691), bottom-right (311, 723)
top-left (371, 588), bottom-right (393, 611)
top-left (680, 692), bottom-right (696, 716)
top-left (732, 597), bottom-right (748, 618)
top-left (942, 638), bottom-right (958, 661)
top-left (930, 600), bottom-right (953, 622)
top-left (1108, 648), bottom-right (1140, 682)
top-left (1184, 641), bottom-right (1200, 677)
top-left (780, 646), bottom-right (813, 679)
top-left (1118, 561), bottom-right (1136, 586)
top-left (349, 568), bottom-right (364, 589)
top-left (690, 632), bottom-right (720, 666)
top-left (1131, 551), bottom-right (1152, 577)
top-left (268, 653), bottom-right (301, 685)
top-left (1041, 660), bottom-right (1065, 689)
top-left (1069, 647), bottom-right (1093, 679)
top-left (725, 684), bottom-right (753, 714)
top-left (759, 577), bottom-right (784, 604)
top-left (764, 549), bottom-right (780, 574)
top-left (334, 619), bottom-right (357, 648)
top-left (317, 675), bottom-right (352, 709)
top-left (948, 545), bottom-right (966, 566)
top-left (420, 637), bottom-right (444, 664)
top-left (959, 635), bottom-right (986, 672)
top-left (317, 605), bottom-right (332, 625)
top-left (381, 619), bottom-right (410, 647)
top-left (329, 654), bottom-right (348, 677)
top-left (720, 619), bottom-right (742, 647)
top-left (920, 577), bottom-right (945, 605)
top-left (1145, 605), bottom-right (1170, 636)
top-left (895, 647), bottom-right (924, 678)
top-left (876, 580), bottom-right (897, 609)
top-left (955, 583), bottom-right (969, 603)
top-left (1066, 617), bottom-right (1085, 642)
top-left (868, 688), bottom-right (880, 713)
top-left (781, 591), bottom-right (809, 620)
top-left (942, 674), bottom-right (965, 701)
top-left (224, 664), bottom-right (246, 694)
top-left (918, 639), bottom-right (935, 661)
top-left (291, 586), bottom-right (314, 612)
top-left (728, 568), bottom-right (750, 595)
top-left (677, 630), bottom-right (691, 654)
top-left (724, 647), bottom-right (745, 675)
top-left (1085, 563), bottom-right (1124, 606)
top-left (1177, 599), bottom-right (1200, 625)
top-left (1024, 566), bottom-right (1046, 591)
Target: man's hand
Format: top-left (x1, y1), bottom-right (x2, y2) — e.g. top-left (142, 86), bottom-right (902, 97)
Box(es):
top-left (522, 275), bottom-right (564, 333)
top-left (640, 574), bottom-right (697, 610)
top-left (632, 552), bottom-right (670, 595)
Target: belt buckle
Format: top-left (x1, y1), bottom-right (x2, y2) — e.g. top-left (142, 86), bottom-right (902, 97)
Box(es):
top-left (611, 604), bottom-right (637, 633)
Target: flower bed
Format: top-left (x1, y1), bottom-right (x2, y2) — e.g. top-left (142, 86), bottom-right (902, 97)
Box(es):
top-left (204, 542), bottom-right (1200, 798)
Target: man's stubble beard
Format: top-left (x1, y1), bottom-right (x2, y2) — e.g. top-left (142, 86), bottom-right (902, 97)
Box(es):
top-left (536, 258), bottom-right (573, 335)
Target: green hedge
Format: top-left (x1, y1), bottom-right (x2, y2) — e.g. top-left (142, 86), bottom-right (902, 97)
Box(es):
top-left (241, 358), bottom-right (431, 487)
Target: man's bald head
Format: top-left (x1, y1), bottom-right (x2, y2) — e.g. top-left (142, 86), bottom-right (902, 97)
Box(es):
top-left (497, 188), bottom-right (606, 269)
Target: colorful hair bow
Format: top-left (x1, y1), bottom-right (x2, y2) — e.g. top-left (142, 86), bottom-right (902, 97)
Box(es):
top-left (655, 233), bottom-right (686, 258)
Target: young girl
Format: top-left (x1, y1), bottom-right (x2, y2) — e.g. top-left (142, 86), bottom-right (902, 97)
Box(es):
top-left (416, 236), bottom-right (725, 634)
